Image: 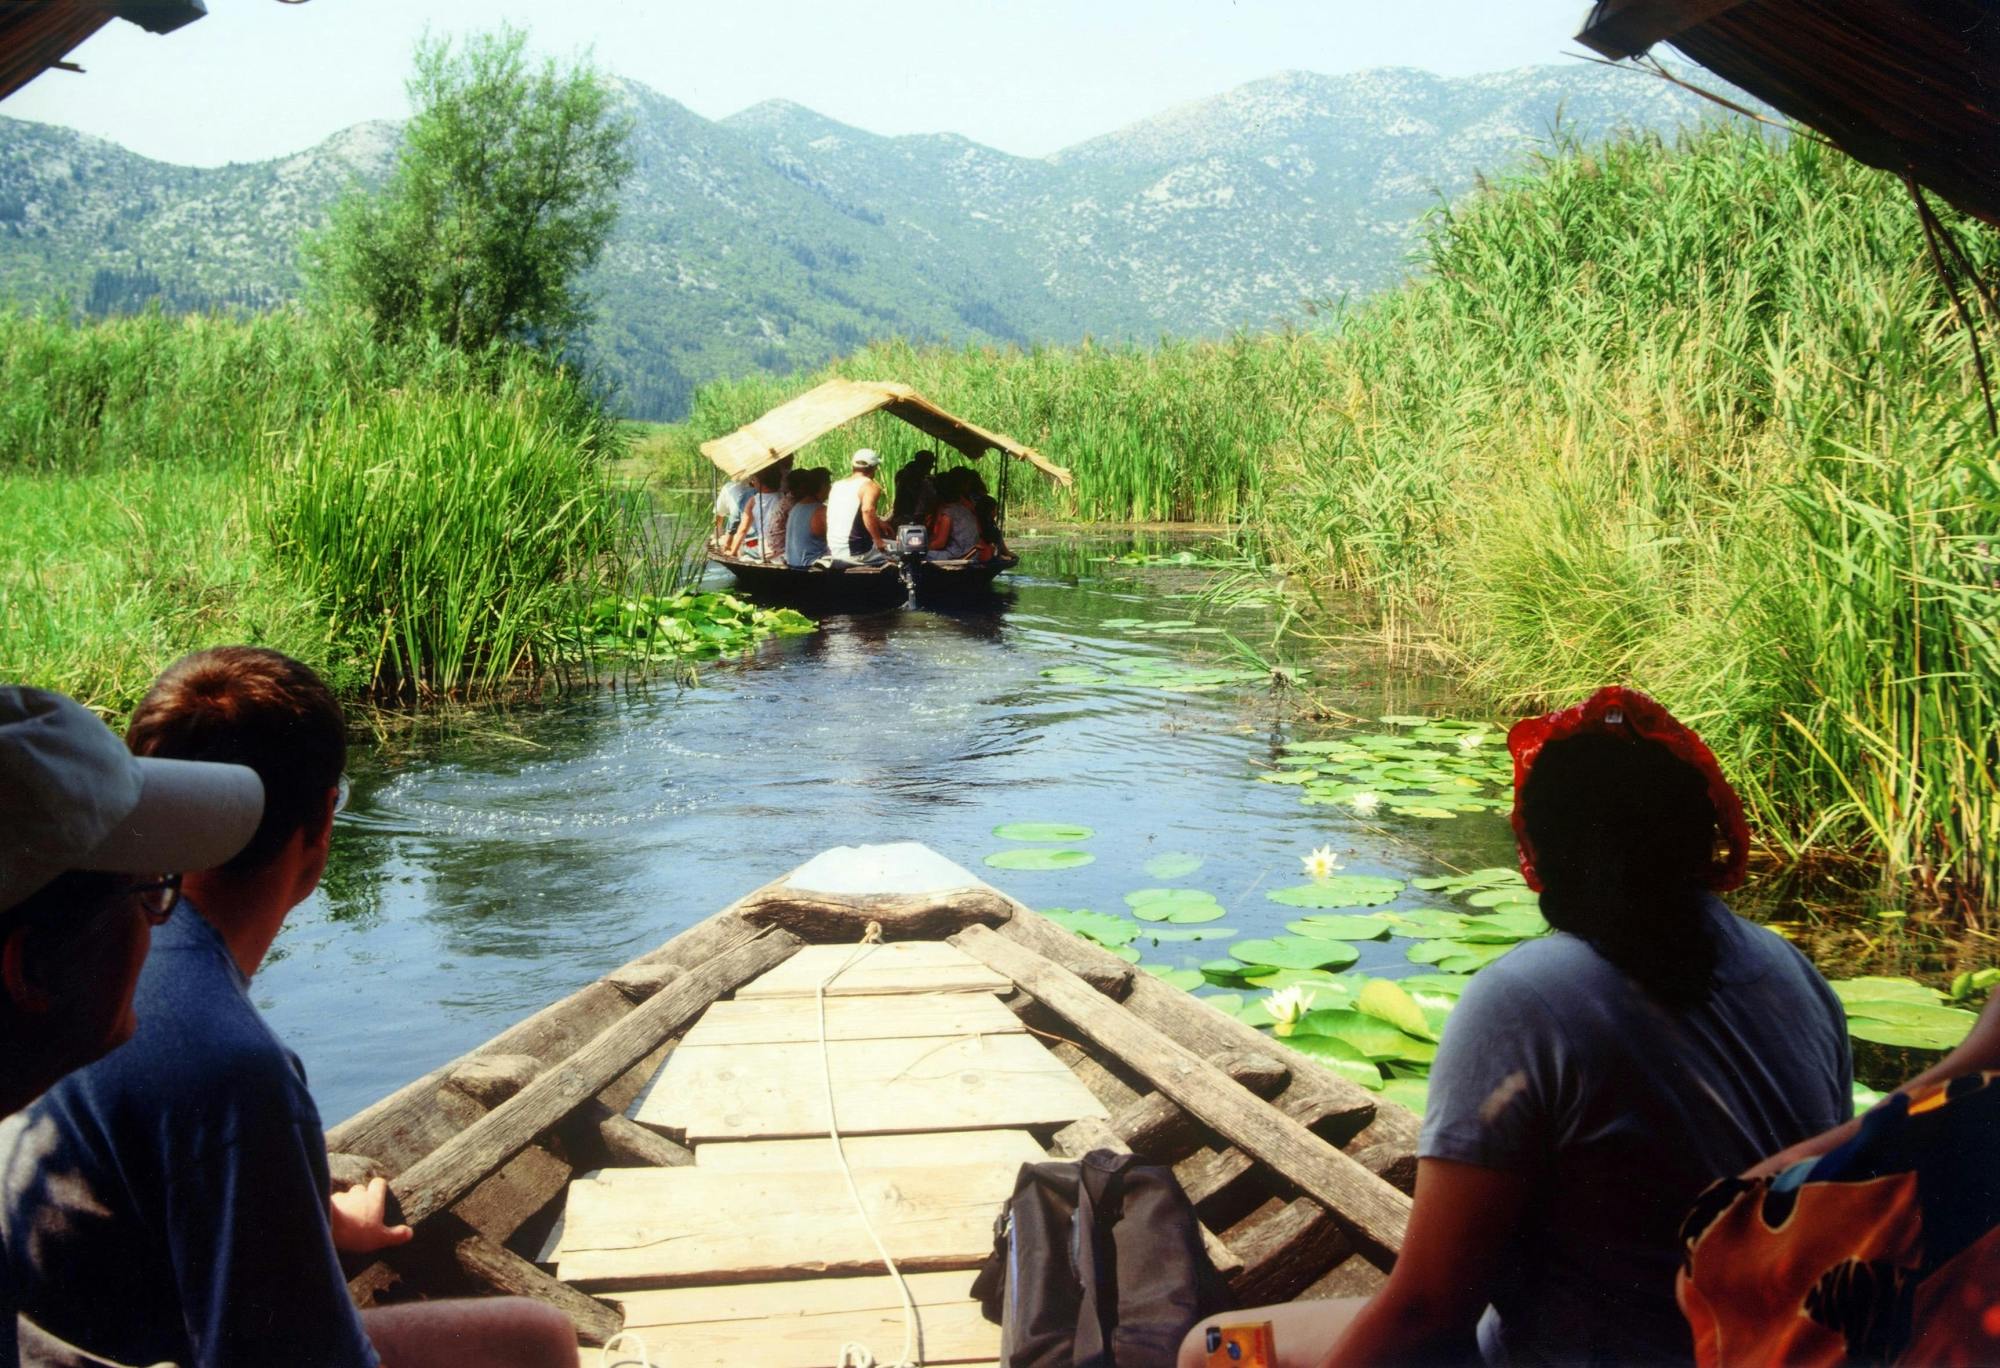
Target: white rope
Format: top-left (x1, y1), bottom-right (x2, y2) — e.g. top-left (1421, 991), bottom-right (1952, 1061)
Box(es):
top-left (818, 921), bottom-right (922, 1368)
top-left (598, 1330), bottom-right (654, 1367)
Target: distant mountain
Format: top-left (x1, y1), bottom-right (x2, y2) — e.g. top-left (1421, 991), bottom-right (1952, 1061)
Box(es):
top-left (0, 64), bottom-right (1742, 417)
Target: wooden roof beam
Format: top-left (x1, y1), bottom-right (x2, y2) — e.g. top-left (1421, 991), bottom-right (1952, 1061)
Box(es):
top-left (1575, 0), bottom-right (1753, 59)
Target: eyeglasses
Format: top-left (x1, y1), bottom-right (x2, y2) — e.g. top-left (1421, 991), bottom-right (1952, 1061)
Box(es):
top-left (334, 774), bottom-right (350, 815)
top-left (123, 874), bottom-right (182, 926)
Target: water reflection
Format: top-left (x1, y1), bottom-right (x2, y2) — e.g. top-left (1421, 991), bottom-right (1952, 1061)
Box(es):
top-left (266, 531), bottom-right (1511, 1122)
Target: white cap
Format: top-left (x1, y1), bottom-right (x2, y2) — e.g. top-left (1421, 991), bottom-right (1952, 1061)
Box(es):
top-left (851, 448), bottom-right (880, 469)
top-left (0, 686), bottom-right (265, 912)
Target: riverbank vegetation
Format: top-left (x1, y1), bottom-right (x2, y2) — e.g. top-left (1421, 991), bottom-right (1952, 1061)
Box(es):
top-left (650, 124), bottom-right (1998, 912)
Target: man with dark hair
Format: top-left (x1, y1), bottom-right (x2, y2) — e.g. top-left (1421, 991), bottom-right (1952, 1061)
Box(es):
top-left (0, 649), bottom-right (574, 1368)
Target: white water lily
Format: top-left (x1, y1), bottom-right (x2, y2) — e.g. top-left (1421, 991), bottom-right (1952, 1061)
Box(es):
top-left (1301, 845), bottom-right (1343, 880)
top-left (1265, 984), bottom-right (1317, 1036)
top-left (1348, 791), bottom-right (1382, 815)
top-left (1457, 731), bottom-right (1488, 751)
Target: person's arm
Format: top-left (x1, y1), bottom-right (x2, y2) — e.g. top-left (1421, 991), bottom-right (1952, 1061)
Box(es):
top-left (860, 479), bottom-right (889, 547)
top-left (929, 516), bottom-right (952, 550)
top-left (726, 503), bottom-right (754, 555)
top-left (811, 505), bottom-right (827, 538)
top-left (1320, 1159), bottom-right (1528, 1367)
top-left (1749, 986), bottom-right (2000, 1177)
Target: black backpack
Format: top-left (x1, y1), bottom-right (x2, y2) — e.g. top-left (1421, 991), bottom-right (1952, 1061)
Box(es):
top-left (971, 1148), bottom-right (1236, 1367)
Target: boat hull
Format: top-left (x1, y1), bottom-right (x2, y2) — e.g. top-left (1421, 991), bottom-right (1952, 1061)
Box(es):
top-left (710, 551), bottom-right (1017, 611)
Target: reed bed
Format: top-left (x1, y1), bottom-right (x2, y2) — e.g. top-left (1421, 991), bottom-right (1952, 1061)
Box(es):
top-left (655, 123), bottom-right (1997, 911)
top-left (0, 309), bottom-right (647, 709)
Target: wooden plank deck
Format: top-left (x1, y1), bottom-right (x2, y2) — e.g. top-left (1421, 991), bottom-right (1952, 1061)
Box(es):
top-left (556, 947), bottom-right (1042, 1362)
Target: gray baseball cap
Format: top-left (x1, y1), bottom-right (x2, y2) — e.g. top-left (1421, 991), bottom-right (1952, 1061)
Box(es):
top-left (851, 448), bottom-right (880, 468)
top-left (0, 686), bottom-right (265, 912)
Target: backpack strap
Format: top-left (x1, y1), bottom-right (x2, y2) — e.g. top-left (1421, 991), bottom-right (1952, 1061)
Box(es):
top-left (1071, 1149), bottom-right (1137, 1366)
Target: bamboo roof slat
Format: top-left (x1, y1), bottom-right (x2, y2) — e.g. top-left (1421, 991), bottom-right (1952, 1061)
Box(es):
top-left (698, 378), bottom-right (1073, 487)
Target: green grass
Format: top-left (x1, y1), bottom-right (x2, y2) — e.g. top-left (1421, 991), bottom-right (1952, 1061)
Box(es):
top-left (0, 307), bottom-right (662, 710)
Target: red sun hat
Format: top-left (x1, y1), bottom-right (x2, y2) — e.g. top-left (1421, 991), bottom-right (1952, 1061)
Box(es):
top-left (1506, 686), bottom-right (1749, 894)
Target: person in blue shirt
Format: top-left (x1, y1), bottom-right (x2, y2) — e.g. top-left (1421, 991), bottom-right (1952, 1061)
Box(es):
top-left (0, 648), bottom-right (575, 1368)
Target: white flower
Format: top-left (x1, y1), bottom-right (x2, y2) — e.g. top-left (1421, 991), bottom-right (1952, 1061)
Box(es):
top-left (1457, 731), bottom-right (1488, 751)
top-left (1301, 845), bottom-right (1342, 880)
top-left (1265, 985), bottom-right (1317, 1036)
top-left (1348, 791), bottom-right (1382, 815)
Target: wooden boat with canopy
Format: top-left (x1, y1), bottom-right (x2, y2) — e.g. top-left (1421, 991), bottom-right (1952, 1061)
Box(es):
top-left (328, 843), bottom-right (1416, 1364)
top-left (700, 381), bottom-right (1073, 611)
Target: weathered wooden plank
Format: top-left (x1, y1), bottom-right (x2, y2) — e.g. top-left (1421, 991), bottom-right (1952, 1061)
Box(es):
top-left (696, 1130), bottom-right (1045, 1171)
top-left (610, 1271), bottom-right (997, 1366)
top-left (734, 941), bottom-right (1010, 999)
top-left (451, 1224), bottom-right (625, 1346)
top-left (994, 912), bottom-right (1381, 1146)
top-left (1048, 1039), bottom-right (1146, 1114)
top-left (328, 910), bottom-right (758, 1173)
top-left (681, 992), bottom-right (1024, 1047)
top-left (1226, 1196), bottom-right (1353, 1306)
top-left (638, 1033), bottom-right (1106, 1142)
top-left (952, 925), bottom-right (1409, 1262)
top-left (1297, 1252), bottom-right (1390, 1301)
top-left (554, 1162), bottom-right (1021, 1288)
top-left (391, 928), bottom-right (801, 1229)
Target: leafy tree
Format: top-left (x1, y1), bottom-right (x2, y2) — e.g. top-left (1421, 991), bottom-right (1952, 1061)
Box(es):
top-left (303, 27), bottom-right (633, 355)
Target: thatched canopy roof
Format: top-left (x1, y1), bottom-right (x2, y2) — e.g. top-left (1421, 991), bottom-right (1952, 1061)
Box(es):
top-left (699, 379), bottom-right (1073, 487)
top-left (1577, 0), bottom-right (1999, 227)
top-left (1, 0), bottom-right (207, 103)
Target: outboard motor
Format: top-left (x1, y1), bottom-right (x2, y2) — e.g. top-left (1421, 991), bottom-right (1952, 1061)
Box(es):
top-left (896, 523), bottom-right (928, 605)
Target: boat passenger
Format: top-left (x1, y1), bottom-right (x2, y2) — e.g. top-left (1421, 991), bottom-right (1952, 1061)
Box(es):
top-left (711, 475), bottom-right (753, 547)
top-left (964, 468), bottom-right (1009, 557)
top-left (888, 448), bottom-right (939, 529)
top-left (785, 467), bottom-right (832, 567)
top-left (1182, 687), bottom-right (1852, 1368)
top-left (826, 448), bottom-right (890, 563)
top-left (0, 687), bottom-right (261, 1123)
top-left (927, 467), bottom-right (981, 561)
top-left (725, 465), bottom-right (785, 563)
top-left (0, 648), bottom-right (577, 1368)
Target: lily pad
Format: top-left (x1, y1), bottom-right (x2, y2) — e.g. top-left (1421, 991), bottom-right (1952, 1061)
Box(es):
top-left (1258, 768), bottom-right (1319, 785)
top-left (1244, 968), bottom-right (1358, 995)
top-left (1143, 852), bottom-right (1206, 880)
top-left (1040, 666), bottom-right (1108, 684)
top-left (1828, 976), bottom-right (1943, 1007)
top-left (1143, 925), bottom-right (1239, 942)
top-left (1467, 888), bottom-right (1539, 908)
top-left (1280, 1033), bottom-right (1384, 1091)
top-left (993, 822), bottom-right (1096, 842)
top-left (1040, 907), bottom-right (1138, 947)
top-left (1201, 959), bottom-right (1257, 987)
top-left (1285, 914), bottom-right (1393, 941)
top-left (1407, 939), bottom-right (1515, 973)
top-left (1380, 1077), bottom-right (1431, 1114)
top-left (1265, 876), bottom-right (1405, 909)
top-left (1399, 973), bottom-right (1474, 999)
top-left (1230, 937), bottom-right (1363, 971)
top-left (1380, 714), bottom-right (1433, 726)
top-left (984, 848), bottom-right (1095, 871)
top-left (1142, 965), bottom-right (1205, 991)
top-left (1105, 943), bottom-right (1142, 963)
top-left (1357, 979), bottom-right (1437, 1041)
top-left (1293, 1009), bottom-right (1438, 1063)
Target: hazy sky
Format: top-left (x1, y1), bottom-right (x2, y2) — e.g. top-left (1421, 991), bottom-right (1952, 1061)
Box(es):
top-left (4, 0), bottom-right (1603, 167)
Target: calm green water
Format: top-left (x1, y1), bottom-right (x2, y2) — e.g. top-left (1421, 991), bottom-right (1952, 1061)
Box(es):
top-left (261, 530), bottom-right (1929, 1124)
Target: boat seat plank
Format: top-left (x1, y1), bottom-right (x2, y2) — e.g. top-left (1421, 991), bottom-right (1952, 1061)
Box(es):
top-left (554, 1162), bottom-right (1020, 1288)
top-left (608, 1270), bottom-right (997, 1366)
top-left (696, 1129), bottom-right (1045, 1171)
top-left (734, 942), bottom-right (1011, 999)
top-left (680, 991), bottom-right (1024, 1047)
top-left (636, 1034), bottom-right (1107, 1141)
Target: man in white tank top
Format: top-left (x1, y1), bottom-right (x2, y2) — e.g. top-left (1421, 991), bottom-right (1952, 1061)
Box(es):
top-left (825, 449), bottom-right (889, 562)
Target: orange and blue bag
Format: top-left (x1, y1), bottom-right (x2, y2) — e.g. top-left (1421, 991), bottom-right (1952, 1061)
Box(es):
top-left (1677, 1073), bottom-right (2000, 1366)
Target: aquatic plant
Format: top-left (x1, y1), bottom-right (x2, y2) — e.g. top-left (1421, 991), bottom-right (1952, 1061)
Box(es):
top-left (578, 591), bottom-right (815, 662)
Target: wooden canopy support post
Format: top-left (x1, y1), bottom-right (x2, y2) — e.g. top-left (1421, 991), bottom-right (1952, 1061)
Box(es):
top-left (952, 925), bottom-right (1410, 1262)
top-left (391, 928), bottom-right (800, 1229)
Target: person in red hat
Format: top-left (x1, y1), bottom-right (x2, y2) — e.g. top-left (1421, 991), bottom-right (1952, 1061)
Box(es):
top-left (1182, 687), bottom-right (1852, 1368)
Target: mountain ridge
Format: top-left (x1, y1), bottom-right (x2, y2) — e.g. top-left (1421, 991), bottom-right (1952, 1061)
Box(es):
top-left (0, 63), bottom-right (1746, 417)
